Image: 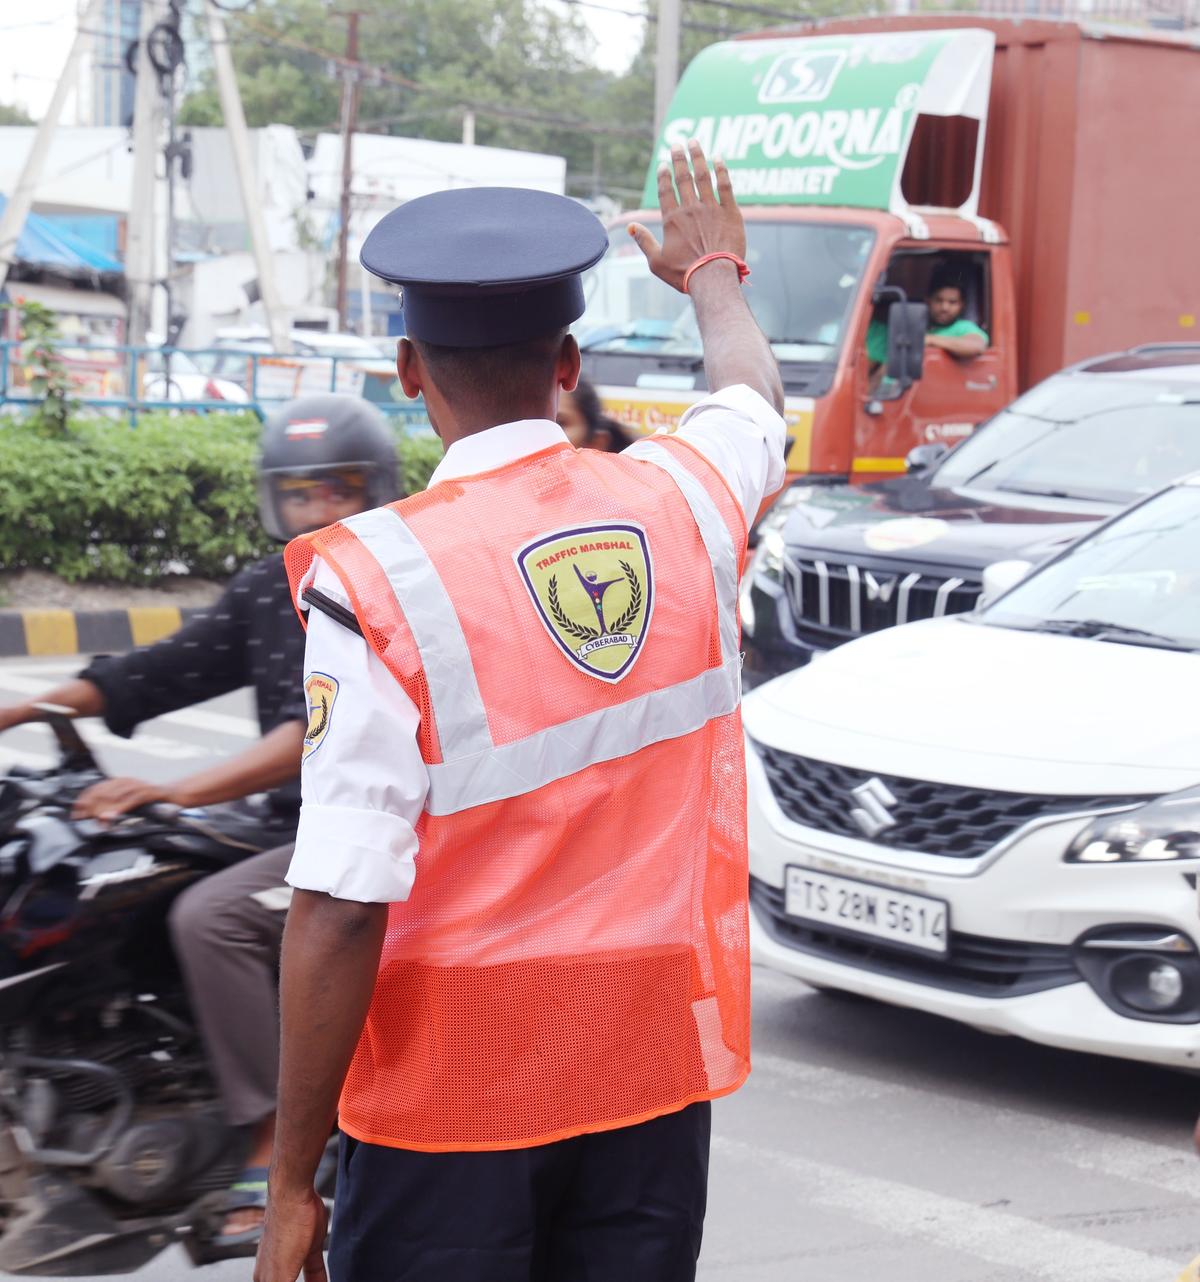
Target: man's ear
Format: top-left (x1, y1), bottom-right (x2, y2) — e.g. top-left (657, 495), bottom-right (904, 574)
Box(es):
top-left (397, 338), bottom-right (424, 400)
top-left (558, 333), bottom-right (581, 394)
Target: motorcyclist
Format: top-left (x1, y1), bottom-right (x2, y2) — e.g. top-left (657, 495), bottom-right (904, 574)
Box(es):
top-left (0, 392), bottom-right (401, 1251)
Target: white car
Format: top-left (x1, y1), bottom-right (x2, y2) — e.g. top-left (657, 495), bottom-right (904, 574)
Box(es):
top-left (745, 475), bottom-right (1200, 1068)
top-left (142, 349), bottom-right (248, 406)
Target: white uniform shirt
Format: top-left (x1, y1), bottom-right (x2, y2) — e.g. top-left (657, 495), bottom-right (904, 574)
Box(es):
top-left (287, 384), bottom-right (787, 903)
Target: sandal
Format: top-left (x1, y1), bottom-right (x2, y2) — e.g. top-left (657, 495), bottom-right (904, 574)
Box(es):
top-left (215, 1165), bottom-right (270, 1249)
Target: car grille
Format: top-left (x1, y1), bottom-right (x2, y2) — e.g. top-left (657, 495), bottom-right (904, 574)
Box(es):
top-left (782, 556), bottom-right (980, 637)
top-left (752, 742), bottom-right (1147, 859)
top-left (749, 878), bottom-right (1079, 997)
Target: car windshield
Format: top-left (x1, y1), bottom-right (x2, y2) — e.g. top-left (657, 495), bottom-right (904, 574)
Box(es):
top-left (982, 485), bottom-right (1200, 651)
top-left (934, 382), bottom-right (1200, 502)
top-left (576, 220), bottom-right (874, 363)
top-left (144, 350), bottom-right (201, 375)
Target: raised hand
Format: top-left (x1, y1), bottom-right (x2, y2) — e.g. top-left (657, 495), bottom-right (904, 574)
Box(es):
top-left (628, 140), bottom-right (746, 294)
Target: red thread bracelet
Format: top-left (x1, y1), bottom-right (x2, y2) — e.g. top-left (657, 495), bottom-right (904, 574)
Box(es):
top-left (682, 252), bottom-right (751, 294)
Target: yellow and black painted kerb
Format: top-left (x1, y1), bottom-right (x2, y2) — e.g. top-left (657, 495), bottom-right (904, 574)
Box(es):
top-left (0, 607), bottom-right (204, 658)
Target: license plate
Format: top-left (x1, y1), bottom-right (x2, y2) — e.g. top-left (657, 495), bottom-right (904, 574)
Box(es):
top-left (784, 865), bottom-right (949, 955)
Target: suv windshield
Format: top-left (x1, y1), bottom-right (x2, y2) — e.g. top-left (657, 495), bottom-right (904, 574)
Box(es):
top-left (576, 220), bottom-right (874, 364)
top-left (935, 379), bottom-right (1200, 502)
top-left (983, 485), bottom-right (1200, 651)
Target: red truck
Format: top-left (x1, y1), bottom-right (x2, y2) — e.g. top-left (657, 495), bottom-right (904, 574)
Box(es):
top-left (577, 17), bottom-right (1200, 480)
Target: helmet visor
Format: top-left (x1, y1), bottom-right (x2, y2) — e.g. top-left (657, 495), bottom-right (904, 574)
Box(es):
top-left (269, 467), bottom-right (373, 537)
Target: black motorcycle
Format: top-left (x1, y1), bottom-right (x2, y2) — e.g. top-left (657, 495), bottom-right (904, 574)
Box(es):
top-left (0, 708), bottom-right (322, 1275)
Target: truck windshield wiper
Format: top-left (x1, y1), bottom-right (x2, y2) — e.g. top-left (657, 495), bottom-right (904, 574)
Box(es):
top-left (579, 325), bottom-right (692, 353)
top-left (1025, 618), bottom-right (1196, 650)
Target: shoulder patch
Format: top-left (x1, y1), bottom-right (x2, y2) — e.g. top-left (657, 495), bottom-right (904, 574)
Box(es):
top-left (303, 671), bottom-right (340, 760)
top-left (514, 522), bottom-right (654, 683)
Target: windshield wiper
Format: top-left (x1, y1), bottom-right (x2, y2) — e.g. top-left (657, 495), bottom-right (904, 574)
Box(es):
top-left (579, 325), bottom-right (690, 353)
top-left (993, 484), bottom-right (1075, 499)
top-left (1023, 618), bottom-right (1196, 650)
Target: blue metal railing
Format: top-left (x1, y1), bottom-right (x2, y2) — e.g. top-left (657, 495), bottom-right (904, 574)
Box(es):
top-left (0, 340), bottom-right (433, 433)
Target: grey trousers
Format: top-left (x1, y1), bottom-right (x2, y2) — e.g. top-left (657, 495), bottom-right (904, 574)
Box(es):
top-left (169, 843), bottom-right (295, 1128)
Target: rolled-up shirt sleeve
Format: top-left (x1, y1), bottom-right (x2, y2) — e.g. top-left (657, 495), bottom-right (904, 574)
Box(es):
top-left (286, 559), bottom-right (429, 904)
top-left (631, 382), bottom-right (787, 525)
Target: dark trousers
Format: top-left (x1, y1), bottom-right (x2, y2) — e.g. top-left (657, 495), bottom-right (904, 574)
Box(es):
top-left (169, 843), bottom-right (295, 1127)
top-left (329, 1101), bottom-right (711, 1282)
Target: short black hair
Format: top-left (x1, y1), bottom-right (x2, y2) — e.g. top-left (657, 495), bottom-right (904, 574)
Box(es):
top-left (412, 328), bottom-right (568, 415)
top-left (929, 265), bottom-right (966, 298)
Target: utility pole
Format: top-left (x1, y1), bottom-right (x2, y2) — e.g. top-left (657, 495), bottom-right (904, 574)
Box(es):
top-left (0, 0), bottom-right (105, 295)
top-left (336, 11), bottom-right (362, 333)
top-left (653, 0), bottom-right (681, 139)
top-left (204, 0), bottom-right (291, 352)
top-left (126, 0), bottom-right (165, 347)
top-left (461, 109), bottom-right (476, 146)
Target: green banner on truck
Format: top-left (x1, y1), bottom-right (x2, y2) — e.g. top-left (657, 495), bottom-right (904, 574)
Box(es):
top-left (644, 29), bottom-right (994, 211)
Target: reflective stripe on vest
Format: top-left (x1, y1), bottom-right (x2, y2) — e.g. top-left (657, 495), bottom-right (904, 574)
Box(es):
top-left (626, 440), bottom-right (740, 666)
top-left (340, 444), bottom-right (743, 815)
top-left (340, 506), bottom-right (493, 760)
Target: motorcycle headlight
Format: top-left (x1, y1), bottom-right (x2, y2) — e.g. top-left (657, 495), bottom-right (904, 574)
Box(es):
top-left (1065, 785), bottom-right (1200, 863)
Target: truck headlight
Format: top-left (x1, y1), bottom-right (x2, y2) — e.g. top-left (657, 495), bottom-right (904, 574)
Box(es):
top-left (1065, 785), bottom-right (1200, 863)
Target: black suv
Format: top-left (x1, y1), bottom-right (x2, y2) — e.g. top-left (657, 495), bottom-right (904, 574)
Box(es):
top-left (743, 345), bottom-right (1200, 687)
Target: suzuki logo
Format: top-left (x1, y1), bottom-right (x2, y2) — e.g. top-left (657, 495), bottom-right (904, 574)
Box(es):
top-left (849, 777), bottom-right (899, 839)
top-left (863, 572), bottom-right (897, 604)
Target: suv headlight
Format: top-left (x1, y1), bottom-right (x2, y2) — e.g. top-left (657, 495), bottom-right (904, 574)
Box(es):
top-left (751, 528), bottom-right (786, 586)
top-left (1065, 785), bottom-right (1200, 863)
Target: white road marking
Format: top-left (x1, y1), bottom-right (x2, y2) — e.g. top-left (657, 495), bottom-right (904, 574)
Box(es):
top-left (749, 1049), bottom-right (1200, 1200)
top-left (0, 745), bottom-right (54, 770)
top-left (714, 1135), bottom-right (1182, 1282)
top-left (0, 673), bottom-right (257, 740)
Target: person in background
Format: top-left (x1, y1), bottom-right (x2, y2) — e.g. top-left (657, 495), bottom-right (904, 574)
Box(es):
top-left (556, 377), bottom-right (635, 452)
top-left (0, 394), bottom-right (400, 1254)
top-left (866, 264), bottom-right (989, 366)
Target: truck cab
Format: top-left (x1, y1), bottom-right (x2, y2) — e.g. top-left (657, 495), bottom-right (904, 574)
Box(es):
top-left (582, 18), bottom-right (1200, 484)
top-left (579, 203), bottom-right (1016, 480)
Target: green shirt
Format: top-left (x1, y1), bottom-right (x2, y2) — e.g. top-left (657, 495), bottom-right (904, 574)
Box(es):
top-left (866, 317), bottom-right (989, 364)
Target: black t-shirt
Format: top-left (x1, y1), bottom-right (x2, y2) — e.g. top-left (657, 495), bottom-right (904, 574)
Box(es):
top-left (80, 554), bottom-right (307, 814)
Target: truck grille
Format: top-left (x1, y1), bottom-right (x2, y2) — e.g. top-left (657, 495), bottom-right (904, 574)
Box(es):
top-left (753, 742), bottom-right (1147, 859)
top-left (749, 878), bottom-right (1079, 997)
top-left (783, 556), bottom-right (980, 636)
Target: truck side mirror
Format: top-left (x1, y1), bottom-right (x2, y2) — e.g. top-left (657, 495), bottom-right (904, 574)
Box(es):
top-left (886, 302), bottom-right (928, 388)
top-left (905, 443), bottom-right (949, 475)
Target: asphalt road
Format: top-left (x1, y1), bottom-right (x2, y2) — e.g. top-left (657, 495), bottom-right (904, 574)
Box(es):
top-left (0, 656), bottom-right (1197, 1282)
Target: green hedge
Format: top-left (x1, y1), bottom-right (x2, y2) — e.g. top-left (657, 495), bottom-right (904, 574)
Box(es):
top-left (0, 412), bottom-right (445, 583)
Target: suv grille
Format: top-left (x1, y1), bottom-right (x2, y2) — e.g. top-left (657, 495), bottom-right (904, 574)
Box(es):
top-left (783, 556), bottom-right (980, 637)
top-left (753, 743), bottom-right (1147, 859)
top-left (750, 878), bottom-right (1078, 996)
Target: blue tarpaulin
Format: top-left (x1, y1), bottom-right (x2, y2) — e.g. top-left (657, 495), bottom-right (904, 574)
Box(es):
top-left (0, 194), bottom-right (123, 275)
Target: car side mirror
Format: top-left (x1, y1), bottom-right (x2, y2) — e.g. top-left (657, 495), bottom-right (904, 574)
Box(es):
top-left (886, 301), bottom-right (928, 388)
top-left (905, 443), bottom-right (949, 475)
top-left (979, 559), bottom-right (1034, 608)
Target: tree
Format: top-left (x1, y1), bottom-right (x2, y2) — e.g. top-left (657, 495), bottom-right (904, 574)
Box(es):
top-left (0, 101), bottom-right (33, 126)
top-left (179, 0), bottom-right (882, 208)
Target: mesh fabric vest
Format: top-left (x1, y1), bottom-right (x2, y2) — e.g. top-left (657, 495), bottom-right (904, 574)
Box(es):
top-left (286, 435), bottom-right (751, 1151)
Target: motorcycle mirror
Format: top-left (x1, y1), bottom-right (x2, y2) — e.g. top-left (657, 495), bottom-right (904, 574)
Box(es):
top-left (31, 704), bottom-right (99, 773)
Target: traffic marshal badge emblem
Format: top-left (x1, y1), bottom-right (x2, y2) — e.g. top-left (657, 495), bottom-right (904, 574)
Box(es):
top-left (515, 522), bottom-right (654, 682)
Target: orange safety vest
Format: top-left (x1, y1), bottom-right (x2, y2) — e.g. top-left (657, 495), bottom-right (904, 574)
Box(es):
top-left (286, 434), bottom-right (751, 1151)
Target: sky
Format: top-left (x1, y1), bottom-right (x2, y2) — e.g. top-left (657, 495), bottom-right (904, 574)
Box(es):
top-left (0, 0), bottom-right (645, 122)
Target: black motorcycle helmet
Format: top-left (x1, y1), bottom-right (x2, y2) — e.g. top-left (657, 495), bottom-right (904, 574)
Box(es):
top-left (257, 394), bottom-right (401, 541)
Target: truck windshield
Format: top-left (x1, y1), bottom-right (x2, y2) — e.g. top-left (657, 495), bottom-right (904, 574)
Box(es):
top-left (576, 220), bottom-right (874, 364)
top-left (935, 398), bottom-right (1200, 503)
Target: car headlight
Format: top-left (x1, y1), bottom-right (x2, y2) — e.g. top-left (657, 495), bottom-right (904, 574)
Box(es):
top-left (1065, 785), bottom-right (1200, 863)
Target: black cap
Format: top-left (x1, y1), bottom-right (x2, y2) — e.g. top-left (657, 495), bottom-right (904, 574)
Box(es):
top-left (359, 187), bottom-right (608, 348)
